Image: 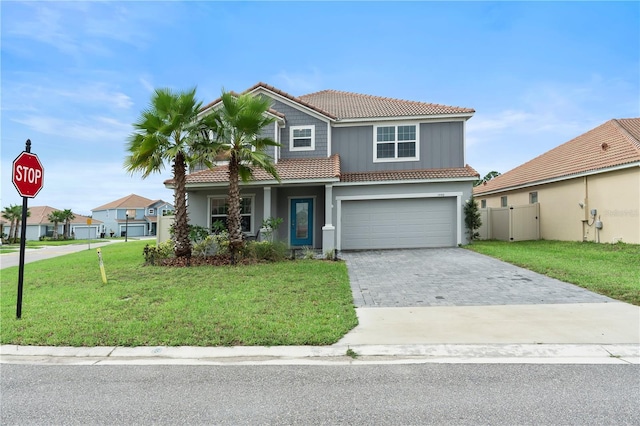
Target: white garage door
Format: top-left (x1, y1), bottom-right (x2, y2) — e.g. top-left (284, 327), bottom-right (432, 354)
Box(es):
top-left (341, 197), bottom-right (456, 250)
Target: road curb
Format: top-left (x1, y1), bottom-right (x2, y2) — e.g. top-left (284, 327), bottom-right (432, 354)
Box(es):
top-left (2, 343), bottom-right (638, 365)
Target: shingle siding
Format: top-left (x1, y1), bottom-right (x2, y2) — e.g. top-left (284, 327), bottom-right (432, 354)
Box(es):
top-left (268, 98), bottom-right (328, 159)
top-left (333, 121), bottom-right (465, 173)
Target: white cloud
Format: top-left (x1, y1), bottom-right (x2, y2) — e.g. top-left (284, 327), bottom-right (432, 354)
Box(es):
top-left (273, 69), bottom-right (325, 94)
top-left (12, 115), bottom-right (131, 143)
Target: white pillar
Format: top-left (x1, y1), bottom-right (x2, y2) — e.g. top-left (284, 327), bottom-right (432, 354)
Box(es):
top-left (322, 184), bottom-right (335, 253)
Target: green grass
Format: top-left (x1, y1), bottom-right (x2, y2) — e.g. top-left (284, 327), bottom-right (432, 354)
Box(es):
top-left (1, 239), bottom-right (110, 252)
top-left (465, 240), bottom-right (640, 306)
top-left (0, 241), bottom-right (358, 347)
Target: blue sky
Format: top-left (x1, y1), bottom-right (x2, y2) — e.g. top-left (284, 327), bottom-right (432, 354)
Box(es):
top-left (2, 1), bottom-right (638, 216)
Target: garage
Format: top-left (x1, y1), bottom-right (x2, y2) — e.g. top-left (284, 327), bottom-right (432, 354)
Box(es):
top-left (340, 197), bottom-right (457, 250)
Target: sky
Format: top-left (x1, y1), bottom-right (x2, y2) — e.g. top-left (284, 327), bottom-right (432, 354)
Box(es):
top-left (2, 1), bottom-right (638, 216)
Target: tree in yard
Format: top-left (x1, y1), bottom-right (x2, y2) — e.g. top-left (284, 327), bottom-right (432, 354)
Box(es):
top-left (464, 196), bottom-right (482, 242)
top-left (203, 91), bottom-right (281, 264)
top-left (125, 87), bottom-right (211, 261)
top-left (2, 204), bottom-right (31, 243)
top-left (47, 210), bottom-right (66, 240)
top-left (2, 205), bottom-right (19, 243)
top-left (60, 209), bottom-right (76, 239)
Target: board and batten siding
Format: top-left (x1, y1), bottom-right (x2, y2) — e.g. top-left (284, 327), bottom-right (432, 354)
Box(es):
top-left (332, 121), bottom-right (465, 173)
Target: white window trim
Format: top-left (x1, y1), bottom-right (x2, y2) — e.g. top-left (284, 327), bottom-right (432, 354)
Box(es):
top-left (289, 125), bottom-right (315, 152)
top-left (373, 123), bottom-right (420, 163)
top-left (208, 194), bottom-right (255, 234)
top-left (148, 208), bottom-right (155, 215)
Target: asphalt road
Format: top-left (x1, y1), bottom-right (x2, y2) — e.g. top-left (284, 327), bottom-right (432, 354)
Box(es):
top-left (2, 364), bottom-right (638, 425)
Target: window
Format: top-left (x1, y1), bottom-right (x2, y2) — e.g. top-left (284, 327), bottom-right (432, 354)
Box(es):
top-left (148, 208), bottom-right (155, 215)
top-left (501, 196), bottom-right (508, 207)
top-left (374, 124), bottom-right (419, 162)
top-left (481, 199), bottom-right (486, 208)
top-left (290, 125), bottom-right (315, 151)
top-left (210, 196), bottom-right (253, 233)
top-left (529, 192), bottom-right (538, 204)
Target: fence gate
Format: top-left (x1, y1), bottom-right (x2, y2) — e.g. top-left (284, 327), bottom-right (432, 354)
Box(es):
top-left (478, 203), bottom-right (540, 241)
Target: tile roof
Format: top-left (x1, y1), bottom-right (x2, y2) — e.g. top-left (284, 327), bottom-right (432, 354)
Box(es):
top-left (92, 194), bottom-right (156, 211)
top-left (340, 165), bottom-right (479, 183)
top-left (474, 118), bottom-right (640, 195)
top-left (298, 89), bottom-right (475, 120)
top-left (25, 206), bottom-right (100, 226)
top-left (170, 155), bottom-right (342, 186)
top-left (171, 156), bottom-right (477, 186)
top-left (201, 82), bottom-right (474, 121)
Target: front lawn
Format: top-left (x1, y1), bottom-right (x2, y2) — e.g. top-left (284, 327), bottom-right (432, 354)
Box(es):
top-left (0, 241), bottom-right (358, 346)
top-left (465, 240), bottom-right (640, 306)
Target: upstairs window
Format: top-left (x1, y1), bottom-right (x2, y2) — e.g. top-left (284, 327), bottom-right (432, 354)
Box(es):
top-left (501, 196), bottom-right (508, 207)
top-left (480, 199), bottom-right (487, 208)
top-left (148, 208), bottom-right (155, 215)
top-left (290, 125), bottom-right (315, 151)
top-left (374, 124), bottom-right (419, 162)
top-left (529, 192), bottom-right (538, 204)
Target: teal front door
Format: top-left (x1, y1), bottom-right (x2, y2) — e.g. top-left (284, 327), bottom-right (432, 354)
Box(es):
top-left (290, 198), bottom-right (313, 246)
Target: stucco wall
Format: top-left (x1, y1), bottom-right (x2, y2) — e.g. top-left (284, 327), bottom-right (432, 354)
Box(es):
top-left (475, 167), bottom-right (639, 244)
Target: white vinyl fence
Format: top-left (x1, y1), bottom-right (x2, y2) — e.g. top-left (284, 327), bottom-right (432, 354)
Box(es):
top-left (477, 203), bottom-right (540, 241)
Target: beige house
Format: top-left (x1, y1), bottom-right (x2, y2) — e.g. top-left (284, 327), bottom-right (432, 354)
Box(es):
top-left (474, 118), bottom-right (640, 244)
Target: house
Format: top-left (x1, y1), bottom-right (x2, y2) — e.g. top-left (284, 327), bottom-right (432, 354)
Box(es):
top-left (166, 82), bottom-right (478, 253)
top-left (22, 206), bottom-right (101, 240)
top-left (473, 118), bottom-right (640, 244)
top-left (92, 194), bottom-right (174, 238)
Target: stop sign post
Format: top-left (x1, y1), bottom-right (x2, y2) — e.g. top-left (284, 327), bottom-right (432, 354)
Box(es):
top-left (12, 139), bottom-right (44, 319)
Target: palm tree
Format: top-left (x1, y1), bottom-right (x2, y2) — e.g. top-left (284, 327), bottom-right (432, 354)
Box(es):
top-left (60, 209), bottom-right (76, 239)
top-left (474, 170), bottom-right (501, 187)
top-left (204, 91), bottom-right (281, 264)
top-left (9, 205), bottom-right (31, 243)
top-left (2, 205), bottom-right (20, 243)
top-left (125, 87), bottom-right (210, 260)
top-left (47, 210), bottom-right (65, 240)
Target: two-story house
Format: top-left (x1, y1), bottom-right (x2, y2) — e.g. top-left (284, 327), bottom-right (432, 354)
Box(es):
top-left (92, 194), bottom-right (174, 238)
top-left (168, 82), bottom-right (478, 253)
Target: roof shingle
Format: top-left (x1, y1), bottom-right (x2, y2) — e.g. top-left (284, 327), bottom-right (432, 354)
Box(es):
top-left (474, 118), bottom-right (640, 195)
top-left (92, 194), bottom-right (156, 211)
top-left (340, 165), bottom-right (479, 183)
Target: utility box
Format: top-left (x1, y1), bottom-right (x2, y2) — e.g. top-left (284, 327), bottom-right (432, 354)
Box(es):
top-left (595, 220), bottom-right (603, 230)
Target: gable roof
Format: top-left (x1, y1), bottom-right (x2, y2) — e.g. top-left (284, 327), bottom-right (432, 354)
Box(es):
top-left (25, 206), bottom-right (100, 226)
top-left (92, 194), bottom-right (156, 211)
top-left (201, 82), bottom-right (474, 122)
top-left (299, 89), bottom-right (475, 120)
top-left (474, 118), bottom-right (640, 195)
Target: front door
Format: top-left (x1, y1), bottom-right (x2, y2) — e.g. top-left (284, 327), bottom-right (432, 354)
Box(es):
top-left (290, 198), bottom-right (313, 246)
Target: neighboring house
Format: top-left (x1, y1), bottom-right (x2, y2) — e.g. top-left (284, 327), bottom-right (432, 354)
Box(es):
top-left (166, 82), bottom-right (479, 252)
top-left (22, 206), bottom-right (100, 240)
top-left (474, 118), bottom-right (640, 244)
top-left (92, 194), bottom-right (174, 238)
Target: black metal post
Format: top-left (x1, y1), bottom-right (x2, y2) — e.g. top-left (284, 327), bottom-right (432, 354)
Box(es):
top-left (16, 139), bottom-right (31, 319)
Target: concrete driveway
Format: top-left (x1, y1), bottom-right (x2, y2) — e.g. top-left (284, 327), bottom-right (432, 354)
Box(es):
top-left (337, 248), bottom-right (640, 345)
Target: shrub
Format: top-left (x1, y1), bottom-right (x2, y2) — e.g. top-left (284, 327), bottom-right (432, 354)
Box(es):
top-left (247, 240), bottom-right (288, 262)
top-left (143, 240), bottom-right (174, 265)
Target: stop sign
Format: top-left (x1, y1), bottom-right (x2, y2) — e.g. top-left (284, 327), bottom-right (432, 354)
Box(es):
top-left (12, 151), bottom-right (44, 198)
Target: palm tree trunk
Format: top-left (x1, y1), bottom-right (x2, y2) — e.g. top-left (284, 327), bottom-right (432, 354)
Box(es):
top-left (227, 154), bottom-right (243, 265)
top-left (173, 151), bottom-right (192, 261)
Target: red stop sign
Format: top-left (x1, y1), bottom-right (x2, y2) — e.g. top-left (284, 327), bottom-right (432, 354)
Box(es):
top-left (12, 151), bottom-right (44, 198)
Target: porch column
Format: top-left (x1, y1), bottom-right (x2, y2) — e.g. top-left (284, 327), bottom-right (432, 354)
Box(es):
top-left (261, 187), bottom-right (272, 241)
top-left (322, 184), bottom-right (335, 254)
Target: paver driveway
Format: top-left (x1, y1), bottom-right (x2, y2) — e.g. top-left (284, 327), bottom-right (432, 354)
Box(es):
top-left (340, 248), bottom-right (615, 307)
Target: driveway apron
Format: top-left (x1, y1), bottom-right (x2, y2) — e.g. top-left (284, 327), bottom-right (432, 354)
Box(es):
top-left (339, 248), bottom-right (616, 308)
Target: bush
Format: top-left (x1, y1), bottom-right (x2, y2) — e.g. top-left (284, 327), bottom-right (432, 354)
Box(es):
top-left (192, 235), bottom-right (217, 257)
top-left (246, 240), bottom-right (288, 262)
top-left (143, 240), bottom-right (174, 265)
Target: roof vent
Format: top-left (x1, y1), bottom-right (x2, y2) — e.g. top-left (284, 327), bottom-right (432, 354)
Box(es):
top-left (601, 142), bottom-right (609, 151)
